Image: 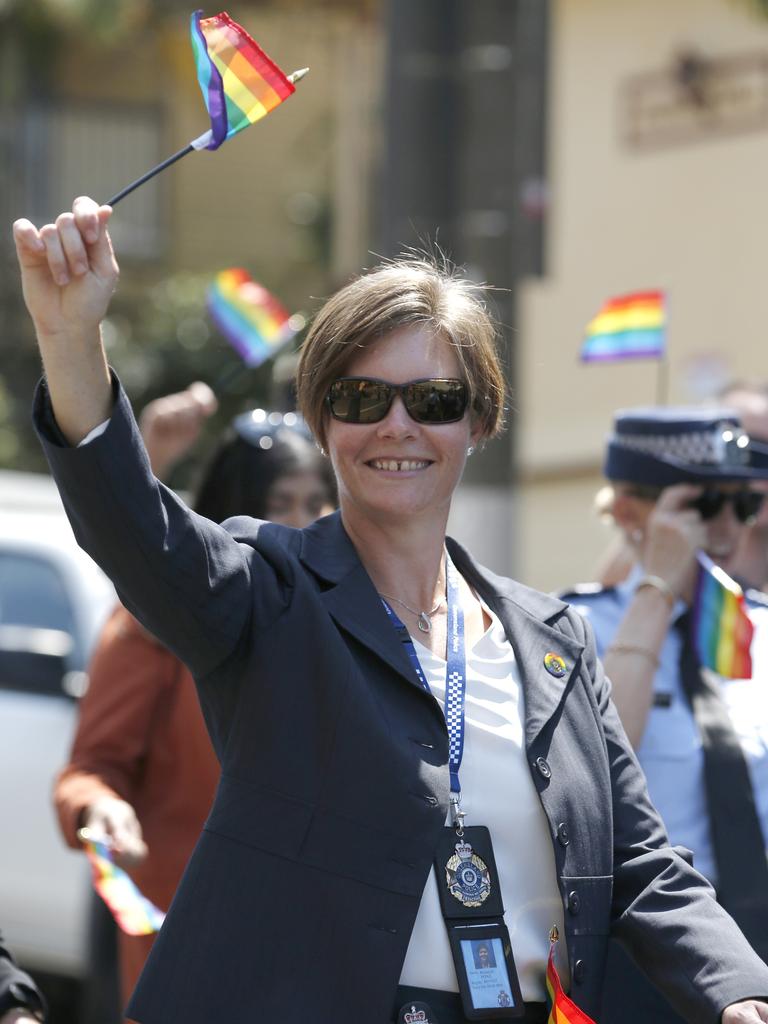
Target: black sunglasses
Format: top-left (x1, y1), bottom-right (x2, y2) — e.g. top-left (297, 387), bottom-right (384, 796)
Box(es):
top-left (326, 377), bottom-right (469, 425)
top-left (688, 488), bottom-right (766, 523)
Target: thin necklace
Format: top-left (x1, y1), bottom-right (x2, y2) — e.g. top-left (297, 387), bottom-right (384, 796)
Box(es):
top-left (379, 592), bottom-right (445, 634)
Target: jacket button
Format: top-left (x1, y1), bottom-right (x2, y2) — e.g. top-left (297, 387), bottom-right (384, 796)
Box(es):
top-left (573, 959), bottom-right (586, 984)
top-left (534, 757), bottom-right (551, 779)
top-left (567, 890), bottom-right (580, 915)
top-left (557, 822), bottom-right (570, 846)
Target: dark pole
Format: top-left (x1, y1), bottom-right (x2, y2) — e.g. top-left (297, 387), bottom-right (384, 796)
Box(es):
top-left (380, 0), bottom-right (550, 574)
top-left (380, 0), bottom-right (459, 257)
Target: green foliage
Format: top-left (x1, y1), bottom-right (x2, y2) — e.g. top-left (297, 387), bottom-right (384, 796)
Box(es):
top-left (103, 269), bottom-right (302, 490)
top-left (0, 265), bottom-right (301, 486)
top-left (2, 0), bottom-right (194, 41)
top-left (735, 0), bottom-right (768, 16)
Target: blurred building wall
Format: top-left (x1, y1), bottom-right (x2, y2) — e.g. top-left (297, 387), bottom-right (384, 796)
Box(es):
top-left (1, 3), bottom-right (381, 470)
top-left (48, 6), bottom-right (381, 305)
top-left (515, 0), bottom-right (768, 592)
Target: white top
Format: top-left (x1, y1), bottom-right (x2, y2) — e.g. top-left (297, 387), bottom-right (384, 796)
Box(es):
top-left (398, 606), bottom-right (568, 1001)
top-left (572, 566), bottom-right (768, 886)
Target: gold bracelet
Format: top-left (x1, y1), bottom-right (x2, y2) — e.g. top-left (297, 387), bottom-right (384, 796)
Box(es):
top-left (635, 574), bottom-right (675, 608)
top-left (605, 643), bottom-right (660, 669)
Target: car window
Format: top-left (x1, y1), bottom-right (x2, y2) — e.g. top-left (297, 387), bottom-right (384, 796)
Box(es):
top-left (0, 551), bottom-right (75, 631)
top-left (0, 551), bottom-right (76, 696)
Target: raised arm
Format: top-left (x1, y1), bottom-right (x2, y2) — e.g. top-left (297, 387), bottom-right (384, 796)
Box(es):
top-left (602, 484), bottom-right (704, 746)
top-left (12, 196), bottom-right (117, 443)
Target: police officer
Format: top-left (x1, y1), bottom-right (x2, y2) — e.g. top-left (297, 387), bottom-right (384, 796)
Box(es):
top-left (562, 407), bottom-right (768, 1024)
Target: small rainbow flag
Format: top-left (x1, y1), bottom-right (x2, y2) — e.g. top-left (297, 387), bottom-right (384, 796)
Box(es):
top-left (84, 839), bottom-right (165, 936)
top-left (580, 289), bottom-right (666, 362)
top-left (692, 552), bottom-right (753, 679)
top-left (546, 930), bottom-right (597, 1024)
top-left (207, 268), bottom-right (299, 367)
top-left (191, 10), bottom-right (295, 151)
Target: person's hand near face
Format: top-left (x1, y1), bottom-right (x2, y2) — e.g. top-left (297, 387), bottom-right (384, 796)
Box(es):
top-left (639, 484), bottom-right (708, 604)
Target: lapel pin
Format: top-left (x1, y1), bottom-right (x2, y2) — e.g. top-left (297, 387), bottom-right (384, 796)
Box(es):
top-left (543, 652), bottom-right (567, 678)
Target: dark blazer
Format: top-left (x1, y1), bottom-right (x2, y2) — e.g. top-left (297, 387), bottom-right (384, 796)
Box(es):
top-left (35, 378), bottom-right (768, 1024)
top-left (0, 935), bottom-right (45, 1021)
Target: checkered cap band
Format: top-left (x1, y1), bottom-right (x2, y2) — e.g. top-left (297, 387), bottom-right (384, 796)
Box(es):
top-left (615, 425), bottom-right (749, 468)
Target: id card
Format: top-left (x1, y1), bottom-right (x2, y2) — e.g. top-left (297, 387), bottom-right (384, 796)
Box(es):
top-left (448, 923), bottom-right (524, 1020)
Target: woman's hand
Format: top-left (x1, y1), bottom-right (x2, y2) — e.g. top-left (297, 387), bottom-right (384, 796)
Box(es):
top-left (641, 483), bottom-right (707, 603)
top-left (12, 196), bottom-right (118, 443)
top-left (13, 196), bottom-right (118, 340)
top-left (83, 795), bottom-right (148, 868)
top-left (723, 1000), bottom-right (768, 1022)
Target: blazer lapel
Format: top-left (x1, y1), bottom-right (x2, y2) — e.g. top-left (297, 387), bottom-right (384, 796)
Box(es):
top-left (299, 518), bottom-right (587, 728)
top-left (299, 512), bottom-right (423, 691)
top-left (447, 539), bottom-right (585, 750)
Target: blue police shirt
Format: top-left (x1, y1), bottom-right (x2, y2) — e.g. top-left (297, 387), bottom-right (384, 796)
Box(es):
top-left (564, 565), bottom-right (768, 886)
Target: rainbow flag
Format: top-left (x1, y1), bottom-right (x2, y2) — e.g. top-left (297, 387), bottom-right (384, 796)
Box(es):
top-left (546, 931), bottom-right (597, 1024)
top-left (207, 268), bottom-right (298, 367)
top-left (84, 839), bottom-right (165, 936)
top-left (191, 10), bottom-right (295, 151)
top-left (692, 552), bottom-right (753, 679)
top-left (580, 289), bottom-right (666, 362)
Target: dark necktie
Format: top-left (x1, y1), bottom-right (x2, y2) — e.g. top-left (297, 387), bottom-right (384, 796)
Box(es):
top-left (677, 610), bottom-right (768, 961)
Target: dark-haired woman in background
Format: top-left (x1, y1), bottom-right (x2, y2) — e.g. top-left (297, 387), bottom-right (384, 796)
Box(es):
top-left (53, 392), bottom-right (335, 1015)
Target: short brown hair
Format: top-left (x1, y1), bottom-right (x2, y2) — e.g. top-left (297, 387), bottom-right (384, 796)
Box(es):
top-left (296, 255), bottom-right (507, 449)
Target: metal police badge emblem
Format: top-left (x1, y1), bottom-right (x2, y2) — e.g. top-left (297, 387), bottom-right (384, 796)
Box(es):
top-left (445, 838), bottom-right (492, 907)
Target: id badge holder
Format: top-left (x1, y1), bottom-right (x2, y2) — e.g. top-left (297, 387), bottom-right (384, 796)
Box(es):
top-left (434, 825), bottom-right (524, 1020)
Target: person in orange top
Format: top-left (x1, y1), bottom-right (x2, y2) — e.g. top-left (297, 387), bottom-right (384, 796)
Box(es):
top-left (53, 386), bottom-right (336, 1012)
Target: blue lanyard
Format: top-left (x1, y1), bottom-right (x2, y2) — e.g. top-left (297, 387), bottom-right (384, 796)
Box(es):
top-left (382, 553), bottom-right (467, 822)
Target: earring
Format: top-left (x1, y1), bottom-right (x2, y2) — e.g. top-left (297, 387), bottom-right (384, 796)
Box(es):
top-left (466, 446), bottom-right (475, 457)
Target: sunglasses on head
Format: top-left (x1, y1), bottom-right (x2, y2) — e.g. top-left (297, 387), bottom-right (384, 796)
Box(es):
top-left (326, 377), bottom-right (469, 425)
top-left (688, 487), bottom-right (766, 523)
top-left (232, 409), bottom-right (310, 449)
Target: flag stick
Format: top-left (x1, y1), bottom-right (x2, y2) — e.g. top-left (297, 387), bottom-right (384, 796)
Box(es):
top-left (106, 141), bottom-right (196, 206)
top-left (104, 67), bottom-right (309, 208)
top-left (655, 293), bottom-right (670, 405)
top-left (656, 355), bottom-right (669, 405)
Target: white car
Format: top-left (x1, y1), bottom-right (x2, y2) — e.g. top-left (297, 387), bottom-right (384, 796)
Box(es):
top-left (0, 471), bottom-right (117, 998)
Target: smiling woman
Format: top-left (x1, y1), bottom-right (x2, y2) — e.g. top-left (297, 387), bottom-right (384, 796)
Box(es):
top-left (13, 197), bottom-right (768, 1024)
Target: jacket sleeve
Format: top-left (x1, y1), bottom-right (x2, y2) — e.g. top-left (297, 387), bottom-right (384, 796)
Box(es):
top-left (572, 608), bottom-right (768, 1022)
top-left (33, 373), bottom-right (293, 680)
top-left (53, 606), bottom-right (180, 848)
top-left (0, 936), bottom-right (46, 1020)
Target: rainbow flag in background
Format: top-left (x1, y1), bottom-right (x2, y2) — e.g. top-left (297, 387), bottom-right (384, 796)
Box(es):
top-left (190, 10), bottom-right (295, 151)
top-left (84, 839), bottom-right (165, 936)
top-left (692, 552), bottom-right (754, 679)
top-left (207, 268), bottom-right (298, 367)
top-left (546, 931), bottom-right (597, 1024)
top-left (580, 289), bottom-right (666, 362)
